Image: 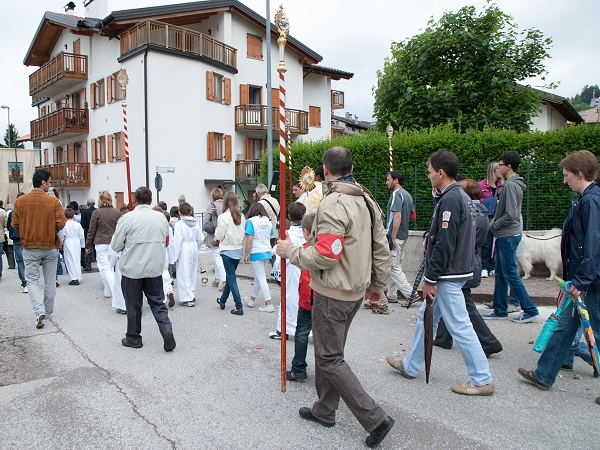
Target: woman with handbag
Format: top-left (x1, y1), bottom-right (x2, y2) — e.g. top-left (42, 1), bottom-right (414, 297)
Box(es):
top-left (215, 192), bottom-right (246, 315)
top-left (203, 188), bottom-right (225, 290)
top-left (518, 150), bottom-right (600, 400)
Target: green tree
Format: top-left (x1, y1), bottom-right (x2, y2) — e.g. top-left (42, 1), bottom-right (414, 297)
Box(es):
top-left (2, 124), bottom-right (24, 148)
top-left (568, 84), bottom-right (599, 111)
top-left (373, 4), bottom-right (553, 132)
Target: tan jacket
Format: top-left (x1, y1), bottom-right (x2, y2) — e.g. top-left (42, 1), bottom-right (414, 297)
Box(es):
top-left (12, 189), bottom-right (66, 249)
top-left (283, 179), bottom-right (390, 301)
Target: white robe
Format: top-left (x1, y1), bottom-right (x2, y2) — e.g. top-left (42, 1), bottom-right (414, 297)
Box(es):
top-left (162, 226), bottom-right (175, 300)
top-left (58, 220), bottom-right (85, 281)
top-left (172, 216), bottom-right (204, 303)
top-left (275, 225), bottom-right (305, 336)
top-left (107, 247), bottom-right (126, 310)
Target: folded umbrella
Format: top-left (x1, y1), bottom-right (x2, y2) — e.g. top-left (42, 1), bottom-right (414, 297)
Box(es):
top-left (423, 296), bottom-right (434, 383)
top-left (406, 255), bottom-right (425, 310)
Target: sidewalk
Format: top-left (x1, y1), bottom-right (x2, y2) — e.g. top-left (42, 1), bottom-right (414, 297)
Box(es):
top-left (199, 247), bottom-right (559, 306)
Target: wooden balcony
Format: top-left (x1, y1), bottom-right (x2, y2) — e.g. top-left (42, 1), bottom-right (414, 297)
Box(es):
top-left (120, 19), bottom-right (236, 70)
top-left (31, 108), bottom-right (89, 143)
top-left (36, 163), bottom-right (91, 187)
top-left (235, 105), bottom-right (308, 134)
top-left (331, 90), bottom-right (344, 110)
top-left (236, 160), bottom-right (261, 181)
top-left (29, 52), bottom-right (88, 97)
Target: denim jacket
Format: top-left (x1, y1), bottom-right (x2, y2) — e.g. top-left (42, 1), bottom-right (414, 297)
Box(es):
top-left (561, 182), bottom-right (600, 295)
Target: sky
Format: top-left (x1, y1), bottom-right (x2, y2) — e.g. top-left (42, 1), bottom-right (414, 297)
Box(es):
top-left (0, 0), bottom-right (597, 143)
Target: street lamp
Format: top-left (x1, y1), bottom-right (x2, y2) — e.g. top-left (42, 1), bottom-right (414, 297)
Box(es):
top-left (386, 123), bottom-right (394, 171)
top-left (116, 69), bottom-right (133, 211)
top-left (1, 105), bottom-right (20, 194)
top-left (274, 4), bottom-right (289, 393)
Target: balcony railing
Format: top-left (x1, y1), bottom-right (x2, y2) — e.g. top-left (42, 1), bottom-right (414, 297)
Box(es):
top-left (235, 105), bottom-right (308, 134)
top-left (31, 108), bottom-right (89, 142)
top-left (120, 19), bottom-right (237, 69)
top-left (36, 163), bottom-right (91, 187)
top-left (29, 52), bottom-right (88, 97)
top-left (331, 90), bottom-right (344, 110)
top-left (236, 160), bottom-right (261, 180)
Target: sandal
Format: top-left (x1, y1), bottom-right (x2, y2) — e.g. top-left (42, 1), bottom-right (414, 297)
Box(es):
top-left (401, 294), bottom-right (420, 308)
top-left (364, 299), bottom-right (379, 309)
top-left (372, 305), bottom-right (390, 315)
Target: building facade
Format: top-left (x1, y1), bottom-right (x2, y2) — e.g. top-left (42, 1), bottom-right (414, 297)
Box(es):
top-left (24, 0), bottom-right (352, 210)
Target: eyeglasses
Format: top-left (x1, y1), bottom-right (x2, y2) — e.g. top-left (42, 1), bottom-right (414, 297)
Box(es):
top-left (497, 163), bottom-right (507, 167)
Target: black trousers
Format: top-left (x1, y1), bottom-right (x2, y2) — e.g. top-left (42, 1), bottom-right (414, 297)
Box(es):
top-left (435, 288), bottom-right (502, 354)
top-left (82, 245), bottom-right (95, 269)
top-left (121, 275), bottom-right (172, 345)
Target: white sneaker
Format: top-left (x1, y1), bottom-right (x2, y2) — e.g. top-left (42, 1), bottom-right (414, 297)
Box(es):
top-left (259, 303), bottom-right (275, 313)
top-left (481, 269), bottom-right (488, 278)
top-left (489, 270), bottom-right (495, 276)
top-left (507, 304), bottom-right (522, 313)
top-left (245, 296), bottom-right (255, 308)
top-left (21, 286), bottom-right (28, 293)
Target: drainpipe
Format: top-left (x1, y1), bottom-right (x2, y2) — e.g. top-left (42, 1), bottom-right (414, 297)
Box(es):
top-left (144, 48), bottom-right (149, 187)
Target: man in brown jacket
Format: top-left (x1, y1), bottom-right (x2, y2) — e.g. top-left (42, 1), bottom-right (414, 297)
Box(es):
top-left (12, 169), bottom-right (66, 329)
top-left (277, 146), bottom-right (394, 448)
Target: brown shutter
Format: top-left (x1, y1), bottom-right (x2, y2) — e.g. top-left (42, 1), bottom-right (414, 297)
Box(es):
top-left (315, 107), bottom-right (321, 126)
top-left (67, 143), bottom-right (75, 163)
top-left (120, 132), bottom-right (126, 160)
top-left (272, 88), bottom-right (279, 107)
top-left (91, 138), bottom-right (97, 164)
top-left (245, 138), bottom-right (251, 159)
top-left (81, 140), bottom-right (88, 163)
top-left (224, 77), bottom-right (231, 105)
top-left (107, 134), bottom-right (114, 161)
top-left (240, 84), bottom-right (249, 105)
top-left (206, 71), bottom-right (214, 100)
top-left (73, 39), bottom-right (80, 55)
top-left (53, 148), bottom-right (57, 164)
top-left (79, 88), bottom-right (86, 108)
top-left (44, 149), bottom-right (49, 165)
top-left (225, 135), bottom-right (232, 162)
top-left (90, 83), bottom-right (96, 109)
top-left (247, 34), bottom-right (253, 57)
top-left (106, 76), bottom-right (113, 104)
top-left (207, 132), bottom-right (215, 161)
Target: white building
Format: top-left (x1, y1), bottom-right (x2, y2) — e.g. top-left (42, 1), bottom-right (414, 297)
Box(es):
top-left (514, 84), bottom-right (583, 132)
top-left (24, 0), bottom-right (352, 210)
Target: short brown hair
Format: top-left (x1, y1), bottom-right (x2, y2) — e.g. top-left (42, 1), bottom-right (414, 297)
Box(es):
top-left (559, 150), bottom-right (599, 182)
top-left (459, 178), bottom-right (482, 201)
top-left (211, 188), bottom-right (224, 202)
top-left (179, 202), bottom-right (193, 216)
top-left (301, 213), bottom-right (315, 233)
top-left (64, 207), bottom-right (75, 219)
top-left (288, 202), bottom-right (306, 222)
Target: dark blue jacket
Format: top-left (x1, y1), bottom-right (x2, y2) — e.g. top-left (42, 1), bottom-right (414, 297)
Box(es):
top-left (7, 210), bottom-right (19, 240)
top-left (561, 182), bottom-right (600, 295)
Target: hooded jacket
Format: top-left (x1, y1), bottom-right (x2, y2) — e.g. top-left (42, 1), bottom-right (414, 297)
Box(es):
top-left (464, 201), bottom-right (489, 290)
top-left (283, 178), bottom-right (390, 301)
top-left (423, 183), bottom-right (475, 285)
top-left (490, 175), bottom-right (526, 238)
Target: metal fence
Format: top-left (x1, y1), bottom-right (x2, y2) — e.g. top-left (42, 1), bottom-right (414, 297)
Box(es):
top-left (353, 161), bottom-right (575, 231)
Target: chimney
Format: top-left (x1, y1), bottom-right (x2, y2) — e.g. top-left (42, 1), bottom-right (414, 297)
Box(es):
top-left (354, 115), bottom-right (358, 123)
top-left (64, 2), bottom-right (76, 15)
top-left (345, 112), bottom-right (351, 120)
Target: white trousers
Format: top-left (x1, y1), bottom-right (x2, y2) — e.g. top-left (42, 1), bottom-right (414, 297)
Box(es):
top-left (250, 259), bottom-right (271, 301)
top-left (95, 244), bottom-right (114, 298)
top-left (211, 246), bottom-right (226, 282)
top-left (386, 239), bottom-right (413, 299)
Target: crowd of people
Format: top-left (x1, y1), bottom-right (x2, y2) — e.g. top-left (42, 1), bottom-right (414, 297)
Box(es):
top-left (2, 145), bottom-right (600, 448)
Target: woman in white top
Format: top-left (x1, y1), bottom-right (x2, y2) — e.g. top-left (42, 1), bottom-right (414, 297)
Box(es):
top-left (243, 203), bottom-right (274, 311)
top-left (215, 192), bottom-right (246, 315)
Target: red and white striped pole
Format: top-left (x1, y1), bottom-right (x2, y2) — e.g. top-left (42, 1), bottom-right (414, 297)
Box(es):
top-left (275, 5), bottom-right (289, 393)
top-left (287, 120), bottom-right (293, 205)
top-left (117, 69), bottom-right (133, 211)
top-left (386, 123), bottom-right (394, 171)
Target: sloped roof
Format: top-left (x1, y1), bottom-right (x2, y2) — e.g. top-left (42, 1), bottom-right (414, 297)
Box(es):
top-left (514, 84), bottom-right (583, 124)
top-left (304, 65), bottom-right (353, 80)
top-left (579, 107), bottom-right (600, 124)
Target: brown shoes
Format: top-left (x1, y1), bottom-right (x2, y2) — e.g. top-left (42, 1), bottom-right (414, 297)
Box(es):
top-left (386, 356), bottom-right (415, 379)
top-left (168, 292), bottom-right (175, 308)
top-left (517, 368), bottom-right (549, 391)
top-left (451, 381), bottom-right (495, 396)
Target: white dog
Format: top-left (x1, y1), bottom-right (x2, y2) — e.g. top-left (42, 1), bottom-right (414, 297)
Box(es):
top-left (517, 229), bottom-right (562, 280)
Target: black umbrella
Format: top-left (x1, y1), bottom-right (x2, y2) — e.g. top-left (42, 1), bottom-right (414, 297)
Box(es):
top-left (406, 254), bottom-right (425, 310)
top-left (423, 296), bottom-right (434, 383)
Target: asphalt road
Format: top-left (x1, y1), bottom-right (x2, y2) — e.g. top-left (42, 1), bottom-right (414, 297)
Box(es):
top-left (1, 250), bottom-right (598, 450)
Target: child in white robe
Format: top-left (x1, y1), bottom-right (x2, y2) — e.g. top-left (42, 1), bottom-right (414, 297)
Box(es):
top-left (58, 208), bottom-right (85, 285)
top-left (107, 246), bottom-right (126, 314)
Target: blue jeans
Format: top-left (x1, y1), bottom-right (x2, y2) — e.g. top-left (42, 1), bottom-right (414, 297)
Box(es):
top-left (492, 235), bottom-right (538, 317)
top-left (13, 240), bottom-right (26, 287)
top-left (564, 327), bottom-right (594, 368)
top-left (534, 288), bottom-right (600, 386)
top-left (403, 281), bottom-right (492, 386)
top-left (291, 307), bottom-right (312, 375)
top-left (220, 255), bottom-right (242, 310)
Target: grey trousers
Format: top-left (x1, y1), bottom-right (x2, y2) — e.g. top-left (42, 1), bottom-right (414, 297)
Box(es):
top-left (311, 294), bottom-right (387, 432)
top-left (23, 248), bottom-right (58, 318)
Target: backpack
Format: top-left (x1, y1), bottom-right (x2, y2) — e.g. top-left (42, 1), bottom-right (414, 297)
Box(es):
top-left (202, 203), bottom-right (218, 234)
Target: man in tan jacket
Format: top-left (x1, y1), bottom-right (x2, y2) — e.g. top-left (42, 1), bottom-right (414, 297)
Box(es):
top-left (277, 146), bottom-right (394, 448)
top-left (12, 170), bottom-right (66, 329)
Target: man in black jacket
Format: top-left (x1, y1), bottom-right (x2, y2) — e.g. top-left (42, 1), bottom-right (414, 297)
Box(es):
top-left (387, 150), bottom-right (494, 396)
top-left (80, 198), bottom-right (96, 271)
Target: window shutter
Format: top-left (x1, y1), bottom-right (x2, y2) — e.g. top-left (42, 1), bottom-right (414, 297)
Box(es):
top-left (271, 88), bottom-right (279, 107)
top-left (81, 140), bottom-right (88, 163)
top-left (207, 132), bottom-right (215, 161)
top-left (224, 77), bottom-right (231, 105)
top-left (106, 76), bottom-right (113, 104)
top-left (225, 135), bottom-right (232, 162)
top-left (44, 149), bottom-right (49, 165)
top-left (73, 39), bottom-right (80, 55)
top-left (245, 138), bottom-right (251, 160)
top-left (310, 106), bottom-right (321, 127)
top-left (120, 132), bottom-right (126, 160)
top-left (246, 34), bottom-right (253, 57)
top-left (107, 134), bottom-right (113, 161)
top-left (206, 71), bottom-right (214, 100)
top-left (67, 143), bottom-right (75, 163)
top-left (90, 83), bottom-right (96, 109)
top-left (53, 148), bottom-right (57, 164)
top-left (240, 84), bottom-right (249, 105)
top-left (80, 88), bottom-right (86, 108)
top-left (91, 138), bottom-right (97, 164)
